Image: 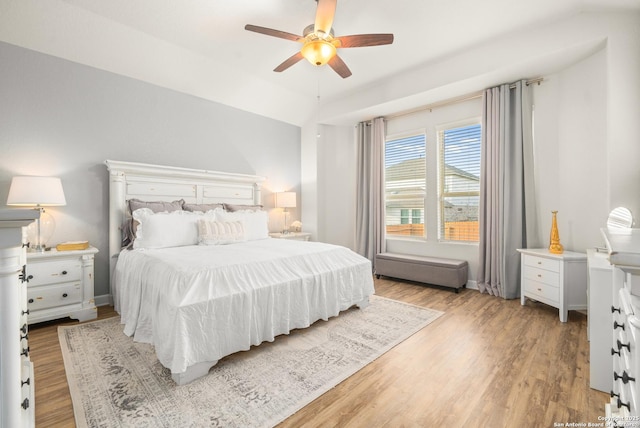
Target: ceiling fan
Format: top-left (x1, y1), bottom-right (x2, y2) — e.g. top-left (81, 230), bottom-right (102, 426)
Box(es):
top-left (244, 0), bottom-right (394, 78)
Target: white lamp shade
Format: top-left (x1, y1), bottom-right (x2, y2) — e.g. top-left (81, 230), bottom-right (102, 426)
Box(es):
top-left (275, 191), bottom-right (296, 208)
top-left (6, 176), bottom-right (66, 206)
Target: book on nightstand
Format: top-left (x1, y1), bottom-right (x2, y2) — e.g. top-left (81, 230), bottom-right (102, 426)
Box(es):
top-left (56, 240), bottom-right (90, 251)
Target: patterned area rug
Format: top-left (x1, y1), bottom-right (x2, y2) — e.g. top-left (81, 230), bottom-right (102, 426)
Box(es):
top-left (59, 295), bottom-right (443, 428)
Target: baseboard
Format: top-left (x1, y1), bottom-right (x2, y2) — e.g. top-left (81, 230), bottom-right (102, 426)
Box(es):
top-left (466, 280), bottom-right (478, 290)
top-left (95, 294), bottom-right (113, 307)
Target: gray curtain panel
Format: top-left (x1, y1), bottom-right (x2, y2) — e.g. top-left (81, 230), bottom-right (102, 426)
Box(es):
top-left (478, 81), bottom-right (535, 299)
top-left (355, 117), bottom-right (386, 268)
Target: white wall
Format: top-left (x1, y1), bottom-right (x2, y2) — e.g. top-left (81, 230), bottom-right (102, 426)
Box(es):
top-left (0, 42), bottom-right (301, 301)
top-left (309, 11), bottom-right (639, 290)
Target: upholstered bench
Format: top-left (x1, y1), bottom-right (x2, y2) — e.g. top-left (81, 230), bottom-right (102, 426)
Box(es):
top-left (374, 252), bottom-right (468, 292)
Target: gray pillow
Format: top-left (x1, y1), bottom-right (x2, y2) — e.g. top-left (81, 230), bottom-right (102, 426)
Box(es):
top-left (223, 203), bottom-right (263, 212)
top-left (183, 203), bottom-right (224, 213)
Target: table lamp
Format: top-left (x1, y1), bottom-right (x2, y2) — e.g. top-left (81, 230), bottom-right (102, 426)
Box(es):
top-left (275, 191), bottom-right (296, 234)
top-left (6, 176), bottom-right (67, 252)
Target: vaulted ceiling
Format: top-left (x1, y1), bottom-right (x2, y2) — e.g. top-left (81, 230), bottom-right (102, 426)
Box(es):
top-left (1, 0), bottom-right (638, 126)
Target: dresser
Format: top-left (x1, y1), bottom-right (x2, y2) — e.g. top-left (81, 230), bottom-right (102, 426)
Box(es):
top-left (587, 248), bottom-right (613, 393)
top-left (518, 248), bottom-right (587, 322)
top-left (0, 209), bottom-right (39, 428)
top-left (602, 228), bottom-right (640, 420)
top-left (26, 247), bottom-right (98, 324)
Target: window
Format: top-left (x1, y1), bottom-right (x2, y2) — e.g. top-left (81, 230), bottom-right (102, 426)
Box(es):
top-left (438, 123), bottom-right (481, 242)
top-left (384, 133), bottom-right (426, 237)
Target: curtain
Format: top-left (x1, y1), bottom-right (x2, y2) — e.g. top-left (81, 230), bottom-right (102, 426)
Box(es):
top-left (478, 81), bottom-right (536, 299)
top-left (355, 117), bottom-right (386, 267)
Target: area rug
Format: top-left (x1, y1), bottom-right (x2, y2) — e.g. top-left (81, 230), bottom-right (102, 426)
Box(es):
top-left (59, 295), bottom-right (443, 428)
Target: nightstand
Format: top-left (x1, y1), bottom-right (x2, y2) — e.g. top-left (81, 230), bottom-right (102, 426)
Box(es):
top-left (518, 248), bottom-right (587, 322)
top-left (26, 246), bottom-right (98, 324)
top-left (269, 232), bottom-right (311, 241)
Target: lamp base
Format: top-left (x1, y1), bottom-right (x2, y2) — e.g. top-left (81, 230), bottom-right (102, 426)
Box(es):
top-left (25, 208), bottom-right (55, 252)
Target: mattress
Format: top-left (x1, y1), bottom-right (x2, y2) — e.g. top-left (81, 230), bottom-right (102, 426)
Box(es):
top-left (113, 238), bottom-right (374, 374)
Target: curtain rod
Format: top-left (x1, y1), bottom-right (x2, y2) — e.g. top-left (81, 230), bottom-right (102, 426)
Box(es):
top-left (363, 77), bottom-right (544, 124)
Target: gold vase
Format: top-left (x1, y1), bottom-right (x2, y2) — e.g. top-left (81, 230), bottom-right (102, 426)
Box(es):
top-left (549, 211), bottom-right (564, 254)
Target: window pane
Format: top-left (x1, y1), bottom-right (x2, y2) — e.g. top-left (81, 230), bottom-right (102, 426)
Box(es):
top-left (440, 124), bottom-right (481, 242)
top-left (385, 134), bottom-right (426, 237)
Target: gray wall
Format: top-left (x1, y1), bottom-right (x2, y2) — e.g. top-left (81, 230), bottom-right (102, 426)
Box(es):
top-left (0, 42), bottom-right (301, 301)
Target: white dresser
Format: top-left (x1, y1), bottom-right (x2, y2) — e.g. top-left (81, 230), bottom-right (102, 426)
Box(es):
top-left (602, 228), bottom-right (640, 420)
top-left (587, 248), bottom-right (614, 393)
top-left (26, 247), bottom-right (98, 324)
top-left (518, 248), bottom-right (587, 322)
top-left (0, 209), bottom-right (39, 428)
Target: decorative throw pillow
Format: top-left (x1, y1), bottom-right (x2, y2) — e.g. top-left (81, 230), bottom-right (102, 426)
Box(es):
top-left (198, 219), bottom-right (246, 245)
top-left (132, 208), bottom-right (203, 249)
top-left (216, 209), bottom-right (269, 241)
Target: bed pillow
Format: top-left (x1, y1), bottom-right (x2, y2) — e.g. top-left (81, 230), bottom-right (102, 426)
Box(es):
top-left (216, 209), bottom-right (269, 241)
top-left (223, 203), bottom-right (263, 212)
top-left (123, 199), bottom-right (185, 247)
top-left (183, 203), bottom-right (225, 213)
top-left (132, 208), bottom-right (203, 249)
top-left (198, 219), bottom-right (246, 245)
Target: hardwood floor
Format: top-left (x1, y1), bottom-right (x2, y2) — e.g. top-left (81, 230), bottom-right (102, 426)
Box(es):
top-left (28, 277), bottom-right (609, 427)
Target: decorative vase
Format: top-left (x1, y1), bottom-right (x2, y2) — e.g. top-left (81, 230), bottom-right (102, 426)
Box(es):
top-left (549, 211), bottom-right (564, 254)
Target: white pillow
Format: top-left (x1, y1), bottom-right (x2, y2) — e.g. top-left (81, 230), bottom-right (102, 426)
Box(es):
top-left (198, 219), bottom-right (246, 245)
top-left (216, 209), bottom-right (269, 241)
top-left (132, 208), bottom-right (204, 249)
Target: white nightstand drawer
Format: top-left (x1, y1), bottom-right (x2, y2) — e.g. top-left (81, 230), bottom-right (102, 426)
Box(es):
top-left (524, 255), bottom-right (560, 273)
top-left (27, 282), bottom-right (83, 311)
top-left (523, 279), bottom-right (559, 303)
top-left (27, 258), bottom-right (82, 287)
top-left (523, 265), bottom-right (560, 287)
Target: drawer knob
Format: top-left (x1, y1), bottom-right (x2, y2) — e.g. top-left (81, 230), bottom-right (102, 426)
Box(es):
top-left (614, 321), bottom-right (626, 331)
top-left (62, 293), bottom-right (68, 298)
top-left (61, 270), bottom-right (68, 275)
top-left (614, 370), bottom-right (635, 384)
top-left (612, 306), bottom-right (621, 314)
top-left (21, 377), bottom-right (30, 387)
top-left (611, 390), bottom-right (620, 399)
top-left (537, 261), bottom-right (542, 265)
top-left (21, 347), bottom-right (29, 357)
top-left (28, 299), bottom-right (34, 304)
top-left (20, 324), bottom-right (27, 334)
top-left (617, 340), bottom-right (631, 352)
top-left (612, 348), bottom-right (621, 356)
top-left (537, 274), bottom-right (542, 278)
top-left (21, 398), bottom-right (29, 410)
top-left (20, 333), bottom-right (28, 341)
top-left (22, 309), bottom-right (29, 316)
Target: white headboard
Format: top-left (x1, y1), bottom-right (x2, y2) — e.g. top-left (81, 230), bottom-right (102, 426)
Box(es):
top-left (104, 160), bottom-right (266, 276)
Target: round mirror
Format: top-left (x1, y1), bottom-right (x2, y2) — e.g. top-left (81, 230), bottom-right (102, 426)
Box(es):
top-left (607, 207), bottom-right (634, 229)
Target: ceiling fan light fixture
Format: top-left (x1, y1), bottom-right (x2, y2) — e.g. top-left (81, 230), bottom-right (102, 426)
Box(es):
top-left (301, 39), bottom-right (336, 66)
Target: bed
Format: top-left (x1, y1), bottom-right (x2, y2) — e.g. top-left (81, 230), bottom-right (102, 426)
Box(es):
top-left (105, 160), bottom-right (375, 385)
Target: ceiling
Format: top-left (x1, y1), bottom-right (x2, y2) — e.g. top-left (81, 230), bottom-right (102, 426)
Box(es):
top-left (1, 0), bottom-right (638, 126)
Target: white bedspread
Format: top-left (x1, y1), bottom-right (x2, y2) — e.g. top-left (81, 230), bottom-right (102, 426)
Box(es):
top-left (113, 238), bottom-right (374, 374)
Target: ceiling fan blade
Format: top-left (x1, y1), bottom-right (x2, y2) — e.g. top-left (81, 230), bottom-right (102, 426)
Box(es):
top-left (328, 55), bottom-right (352, 78)
top-left (274, 52), bottom-right (305, 72)
top-left (245, 24), bottom-right (303, 42)
top-left (314, 0), bottom-right (337, 36)
top-left (334, 34), bottom-right (394, 48)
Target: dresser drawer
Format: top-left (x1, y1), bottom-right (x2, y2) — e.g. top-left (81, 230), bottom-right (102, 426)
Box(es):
top-left (524, 255), bottom-right (560, 273)
top-left (523, 279), bottom-right (559, 303)
top-left (27, 282), bottom-right (83, 311)
top-left (523, 265), bottom-right (560, 287)
top-left (27, 258), bottom-right (82, 287)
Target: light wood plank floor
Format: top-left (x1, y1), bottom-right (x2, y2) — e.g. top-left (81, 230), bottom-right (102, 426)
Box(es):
top-left (28, 277), bottom-right (609, 427)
